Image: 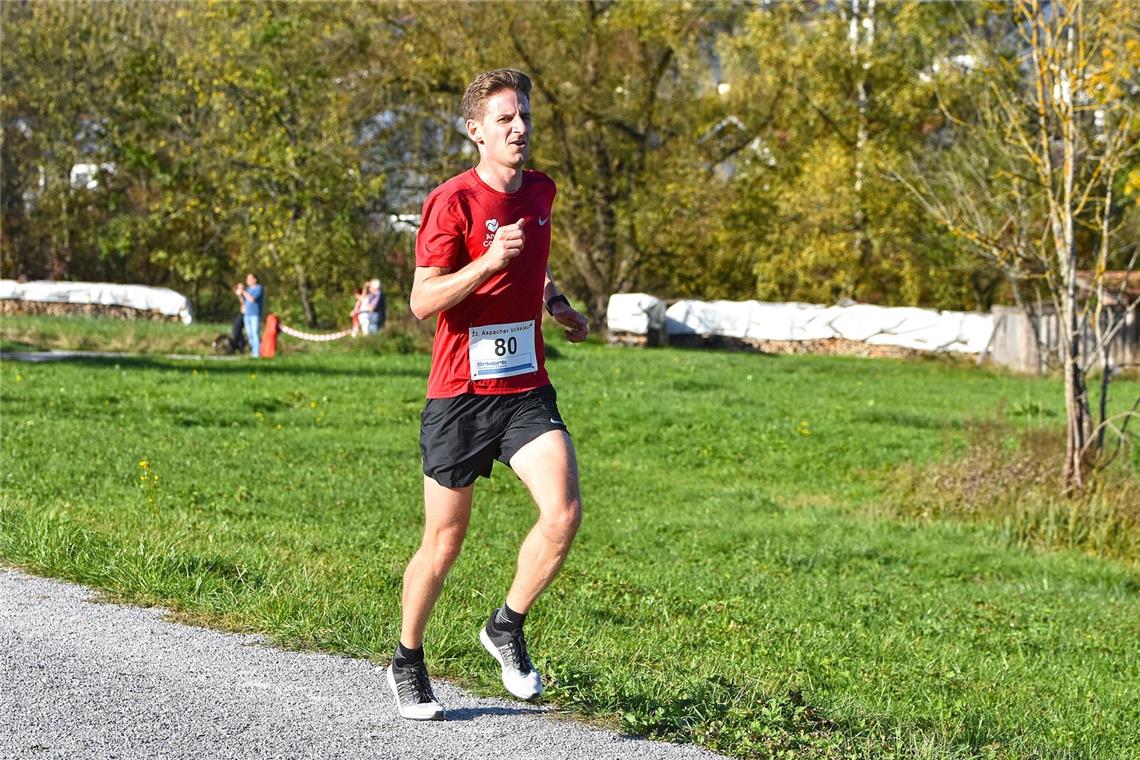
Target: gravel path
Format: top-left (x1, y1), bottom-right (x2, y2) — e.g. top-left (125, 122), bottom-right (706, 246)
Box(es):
top-left (1, 567), bottom-right (723, 760)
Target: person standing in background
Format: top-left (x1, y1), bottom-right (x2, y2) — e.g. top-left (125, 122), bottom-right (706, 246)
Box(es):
top-left (359, 278), bottom-right (386, 336)
top-left (366, 278), bottom-right (386, 335)
top-left (351, 285), bottom-right (365, 337)
top-left (236, 273), bottom-right (264, 357)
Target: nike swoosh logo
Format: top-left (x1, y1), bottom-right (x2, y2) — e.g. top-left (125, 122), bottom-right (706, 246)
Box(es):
top-left (550, 418), bottom-right (564, 426)
top-left (538, 216), bottom-right (550, 226)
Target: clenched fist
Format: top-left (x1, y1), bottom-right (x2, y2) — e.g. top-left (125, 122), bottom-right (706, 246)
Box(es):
top-left (483, 217), bottom-right (526, 274)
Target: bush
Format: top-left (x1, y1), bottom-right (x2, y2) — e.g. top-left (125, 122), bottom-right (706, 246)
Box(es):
top-left (886, 421), bottom-right (1140, 564)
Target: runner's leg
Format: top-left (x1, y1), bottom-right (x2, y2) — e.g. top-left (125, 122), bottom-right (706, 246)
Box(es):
top-left (399, 477), bottom-right (473, 648)
top-left (505, 430), bottom-right (582, 613)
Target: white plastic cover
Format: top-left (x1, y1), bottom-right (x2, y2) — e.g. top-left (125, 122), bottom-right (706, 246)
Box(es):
top-left (0, 280), bottom-right (194, 324)
top-left (606, 293), bottom-right (666, 335)
top-left (657, 298), bottom-right (994, 353)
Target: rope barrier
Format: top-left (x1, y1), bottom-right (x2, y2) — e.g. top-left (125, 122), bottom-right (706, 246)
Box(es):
top-left (278, 323), bottom-right (354, 342)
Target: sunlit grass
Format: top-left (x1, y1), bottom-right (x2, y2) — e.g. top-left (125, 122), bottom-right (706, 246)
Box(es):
top-left (2, 334), bottom-right (1138, 758)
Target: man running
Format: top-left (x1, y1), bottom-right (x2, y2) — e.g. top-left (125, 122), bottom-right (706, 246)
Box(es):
top-left (387, 69), bottom-right (589, 721)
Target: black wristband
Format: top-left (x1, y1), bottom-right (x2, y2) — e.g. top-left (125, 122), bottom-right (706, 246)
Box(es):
top-left (545, 294), bottom-right (570, 316)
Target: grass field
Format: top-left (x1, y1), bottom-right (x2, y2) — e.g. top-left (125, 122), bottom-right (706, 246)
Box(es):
top-left (2, 315), bottom-right (1139, 758)
top-left (0, 312), bottom-right (434, 356)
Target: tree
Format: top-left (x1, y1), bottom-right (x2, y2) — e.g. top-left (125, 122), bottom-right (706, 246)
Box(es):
top-left (901, 0), bottom-right (1140, 489)
top-left (1, 1), bottom-right (143, 282)
top-left (385, 1), bottom-right (753, 327)
top-left (717, 1), bottom-right (992, 310)
top-left (158, 2), bottom-right (393, 326)
top-left (2, 2), bottom-right (409, 324)
top-left (511, 2), bottom-right (744, 325)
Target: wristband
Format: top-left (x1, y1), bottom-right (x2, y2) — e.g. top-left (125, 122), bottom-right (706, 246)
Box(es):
top-left (545, 294), bottom-right (570, 316)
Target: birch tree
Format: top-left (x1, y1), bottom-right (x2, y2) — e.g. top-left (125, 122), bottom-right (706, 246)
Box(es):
top-left (903, 0), bottom-right (1140, 489)
top-left (847, 0), bottom-right (876, 282)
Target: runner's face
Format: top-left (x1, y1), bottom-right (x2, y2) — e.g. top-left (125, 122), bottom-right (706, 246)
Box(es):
top-left (470, 89), bottom-right (531, 169)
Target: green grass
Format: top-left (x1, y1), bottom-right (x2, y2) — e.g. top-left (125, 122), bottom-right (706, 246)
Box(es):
top-left (2, 320), bottom-right (1139, 758)
top-left (0, 313), bottom-right (235, 354)
top-left (0, 312), bottom-right (433, 356)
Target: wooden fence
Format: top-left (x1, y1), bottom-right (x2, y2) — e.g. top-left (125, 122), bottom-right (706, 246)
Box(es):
top-left (987, 304), bottom-right (1139, 374)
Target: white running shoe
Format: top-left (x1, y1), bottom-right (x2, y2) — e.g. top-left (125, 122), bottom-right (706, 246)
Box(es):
top-left (387, 661), bottom-right (444, 720)
top-left (480, 620), bottom-right (543, 700)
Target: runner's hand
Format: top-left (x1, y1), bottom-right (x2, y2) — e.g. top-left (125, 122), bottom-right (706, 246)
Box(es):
top-left (483, 218), bottom-right (526, 274)
top-left (550, 301), bottom-right (589, 343)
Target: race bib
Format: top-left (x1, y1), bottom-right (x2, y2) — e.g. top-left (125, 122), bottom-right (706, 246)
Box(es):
top-left (469, 320), bottom-right (538, 380)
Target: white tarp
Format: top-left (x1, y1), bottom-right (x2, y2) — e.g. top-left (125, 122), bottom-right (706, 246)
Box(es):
top-left (606, 293), bottom-right (666, 335)
top-left (0, 280), bottom-right (193, 324)
top-left (642, 297), bottom-right (994, 354)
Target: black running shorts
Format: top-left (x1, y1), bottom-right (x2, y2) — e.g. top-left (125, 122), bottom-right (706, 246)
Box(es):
top-left (420, 384), bottom-right (569, 488)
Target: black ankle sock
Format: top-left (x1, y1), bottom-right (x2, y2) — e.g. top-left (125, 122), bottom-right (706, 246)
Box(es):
top-left (394, 642), bottom-right (424, 668)
top-left (491, 603), bottom-right (526, 632)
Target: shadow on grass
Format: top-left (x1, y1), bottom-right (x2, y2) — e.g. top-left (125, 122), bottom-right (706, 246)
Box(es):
top-left (1, 352), bottom-right (426, 380)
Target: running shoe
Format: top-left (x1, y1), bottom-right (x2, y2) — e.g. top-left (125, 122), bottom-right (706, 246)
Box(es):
top-left (386, 661), bottom-right (444, 720)
top-left (479, 615), bottom-right (543, 700)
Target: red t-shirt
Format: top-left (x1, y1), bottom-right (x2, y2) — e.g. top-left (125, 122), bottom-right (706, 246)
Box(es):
top-left (416, 168), bottom-right (557, 398)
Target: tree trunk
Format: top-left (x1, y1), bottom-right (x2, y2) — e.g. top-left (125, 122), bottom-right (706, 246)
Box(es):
top-left (295, 263), bottom-right (317, 327)
top-left (52, 171), bottom-right (72, 280)
top-left (1061, 290), bottom-right (1090, 489)
top-left (849, 0), bottom-right (875, 282)
top-left (1091, 147), bottom-right (1115, 457)
top-left (588, 290), bottom-right (608, 340)
top-left (1056, 11), bottom-right (1092, 490)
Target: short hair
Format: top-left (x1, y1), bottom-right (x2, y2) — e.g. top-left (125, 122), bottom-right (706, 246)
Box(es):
top-left (247, 273), bottom-right (259, 283)
top-left (462, 69), bottom-right (532, 123)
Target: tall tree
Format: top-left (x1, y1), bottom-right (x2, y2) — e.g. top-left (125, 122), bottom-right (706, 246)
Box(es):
top-left (164, 2), bottom-right (392, 326)
top-left (387, 1), bottom-right (749, 327)
top-left (510, 2), bottom-right (741, 324)
top-left (719, 2), bottom-right (990, 309)
top-left (2, 2), bottom-right (406, 324)
top-left (1, 1), bottom-right (142, 281)
top-left (902, 0), bottom-right (1140, 489)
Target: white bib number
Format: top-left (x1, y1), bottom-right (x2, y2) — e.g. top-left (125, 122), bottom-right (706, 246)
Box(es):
top-left (468, 320), bottom-right (537, 380)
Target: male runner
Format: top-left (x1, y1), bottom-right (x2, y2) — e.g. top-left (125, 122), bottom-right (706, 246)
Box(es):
top-left (387, 69), bottom-right (589, 721)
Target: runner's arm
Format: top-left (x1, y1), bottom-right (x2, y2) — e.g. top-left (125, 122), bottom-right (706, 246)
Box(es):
top-left (411, 218), bottom-right (526, 319)
top-left (542, 268), bottom-right (561, 306)
top-left (543, 267), bottom-right (589, 343)
top-left (410, 263), bottom-right (493, 320)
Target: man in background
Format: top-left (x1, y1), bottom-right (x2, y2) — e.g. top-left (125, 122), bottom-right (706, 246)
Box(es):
top-left (235, 273), bottom-right (264, 358)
